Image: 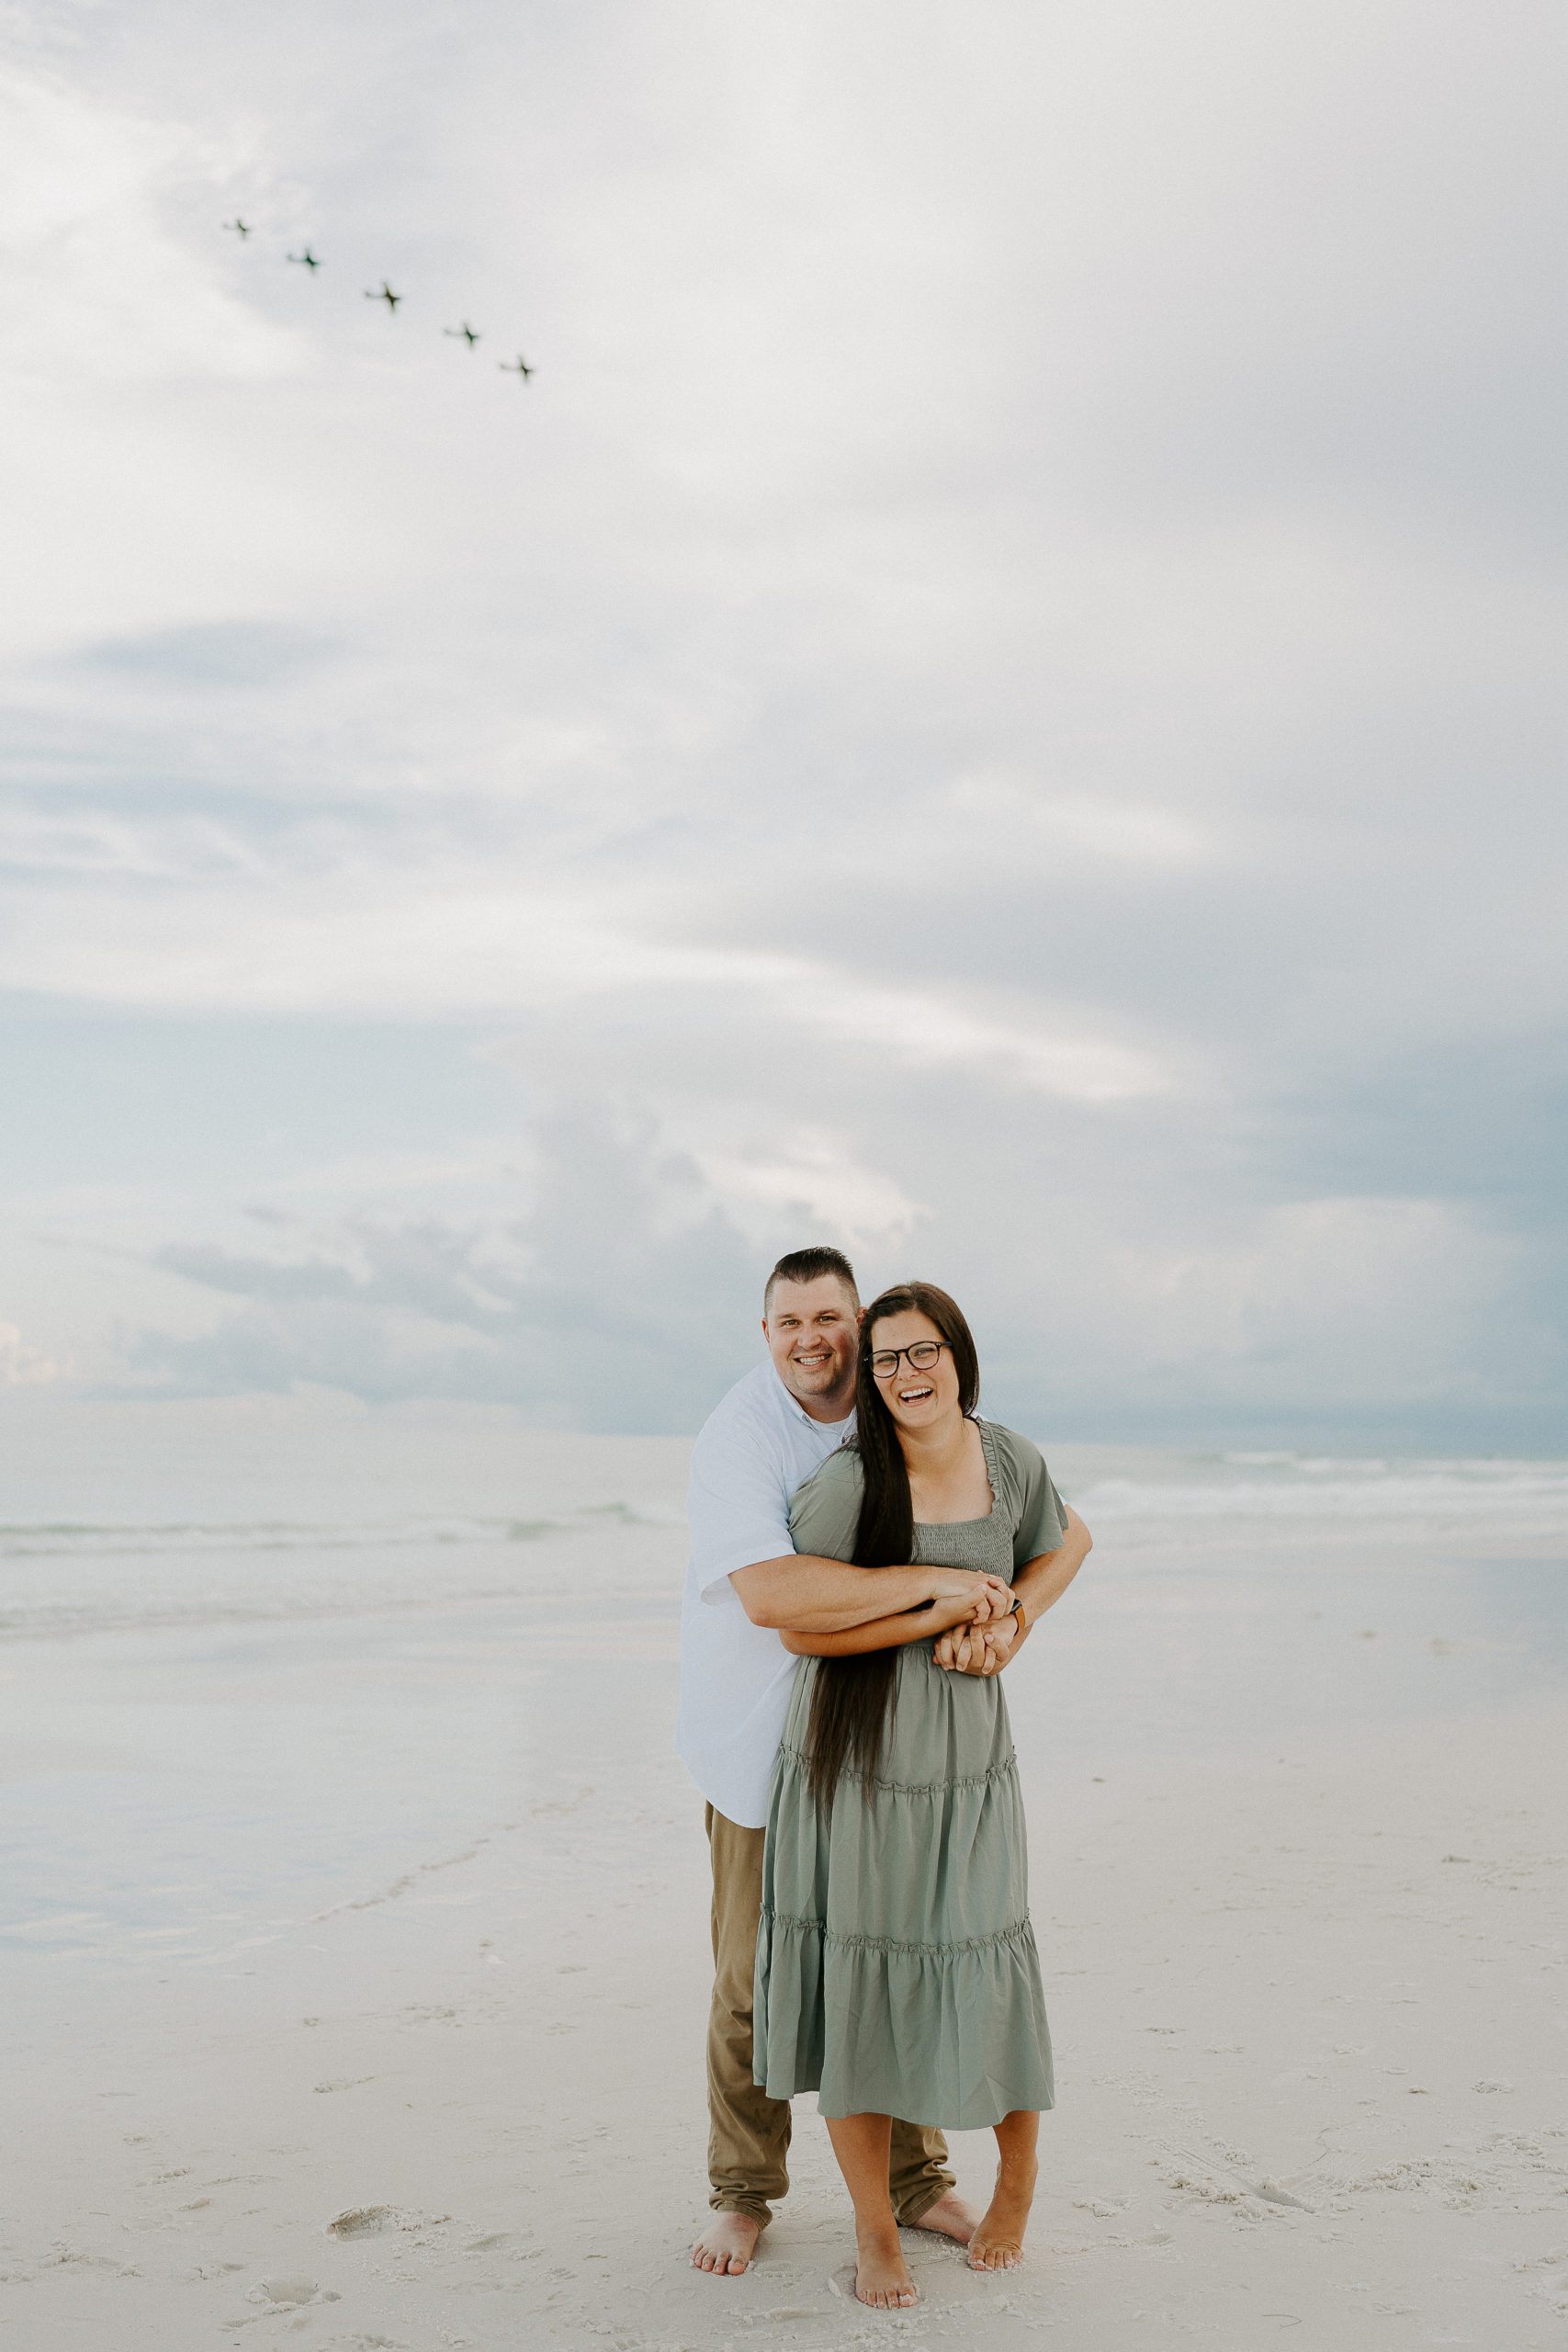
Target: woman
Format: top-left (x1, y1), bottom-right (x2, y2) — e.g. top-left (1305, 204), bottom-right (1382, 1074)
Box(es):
top-left (752, 1281), bottom-right (1090, 2310)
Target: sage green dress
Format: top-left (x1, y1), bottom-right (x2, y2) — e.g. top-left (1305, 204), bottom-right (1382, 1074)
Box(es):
top-left (752, 1419), bottom-right (1067, 2128)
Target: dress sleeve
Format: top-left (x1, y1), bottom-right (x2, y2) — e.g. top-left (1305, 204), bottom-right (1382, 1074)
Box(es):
top-left (991, 1426), bottom-right (1070, 1569)
top-left (787, 1446), bottom-right (865, 1565)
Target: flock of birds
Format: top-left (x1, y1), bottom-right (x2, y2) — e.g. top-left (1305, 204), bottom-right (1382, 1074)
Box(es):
top-left (221, 219), bottom-right (534, 380)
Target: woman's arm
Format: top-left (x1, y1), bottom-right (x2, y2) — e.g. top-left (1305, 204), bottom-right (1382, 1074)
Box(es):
top-left (934, 1506), bottom-right (1094, 1675)
top-left (1010, 1504), bottom-right (1092, 1630)
top-left (782, 1578), bottom-right (1010, 1657)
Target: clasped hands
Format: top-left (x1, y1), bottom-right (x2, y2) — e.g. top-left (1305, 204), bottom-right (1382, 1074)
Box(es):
top-left (928, 1570), bottom-right (1021, 1679)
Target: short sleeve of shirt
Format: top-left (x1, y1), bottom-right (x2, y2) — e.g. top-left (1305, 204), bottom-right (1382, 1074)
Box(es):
top-left (987, 1425), bottom-right (1070, 1570)
top-left (687, 1419), bottom-right (796, 1604)
top-left (786, 1446), bottom-right (865, 1566)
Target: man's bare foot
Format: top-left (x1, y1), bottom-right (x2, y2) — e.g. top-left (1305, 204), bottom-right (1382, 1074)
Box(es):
top-left (853, 2220), bottom-right (918, 2308)
top-left (691, 2211), bottom-right (760, 2275)
top-left (967, 2156), bottom-right (1038, 2271)
top-left (906, 2186), bottom-right (980, 2246)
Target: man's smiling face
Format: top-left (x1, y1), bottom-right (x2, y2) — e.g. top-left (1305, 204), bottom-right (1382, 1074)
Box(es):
top-left (763, 1274), bottom-right (861, 1422)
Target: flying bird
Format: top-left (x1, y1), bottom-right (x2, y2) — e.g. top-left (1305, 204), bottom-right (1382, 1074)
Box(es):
top-left (222, 219), bottom-right (251, 236)
top-left (445, 322), bottom-right (481, 346)
top-left (365, 281), bottom-right (402, 312)
top-left (288, 248), bottom-right (321, 270)
top-left (499, 355), bottom-right (534, 380)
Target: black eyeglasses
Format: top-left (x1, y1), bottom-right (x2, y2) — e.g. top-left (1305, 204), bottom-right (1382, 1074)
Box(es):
top-left (868, 1340), bottom-right (952, 1382)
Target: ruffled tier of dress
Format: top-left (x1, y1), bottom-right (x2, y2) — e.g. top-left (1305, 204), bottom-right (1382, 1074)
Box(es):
top-left (753, 1684), bottom-right (1055, 2126)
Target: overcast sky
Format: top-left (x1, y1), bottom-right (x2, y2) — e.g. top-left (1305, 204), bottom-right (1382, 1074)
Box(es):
top-left (2, 0), bottom-right (1564, 1443)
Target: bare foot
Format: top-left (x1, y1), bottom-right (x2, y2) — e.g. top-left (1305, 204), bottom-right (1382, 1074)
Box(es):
top-left (967, 2156), bottom-right (1038, 2271)
top-left (906, 2186), bottom-right (980, 2246)
top-left (691, 2211), bottom-right (760, 2275)
top-left (853, 2221), bottom-right (918, 2308)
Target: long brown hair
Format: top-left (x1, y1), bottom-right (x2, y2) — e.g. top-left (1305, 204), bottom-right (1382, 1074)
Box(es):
top-left (803, 1282), bottom-right (981, 1805)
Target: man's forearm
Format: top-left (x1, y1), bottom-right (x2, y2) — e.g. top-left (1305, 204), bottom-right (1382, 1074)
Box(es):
top-left (729, 1553), bottom-right (935, 1633)
top-left (782, 1598), bottom-right (965, 1657)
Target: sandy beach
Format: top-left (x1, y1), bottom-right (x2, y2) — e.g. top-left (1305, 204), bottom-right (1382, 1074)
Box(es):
top-left (3, 1406), bottom-right (1566, 2348)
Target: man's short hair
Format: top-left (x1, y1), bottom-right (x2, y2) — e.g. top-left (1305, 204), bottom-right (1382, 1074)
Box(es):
top-left (764, 1247), bottom-right (860, 1317)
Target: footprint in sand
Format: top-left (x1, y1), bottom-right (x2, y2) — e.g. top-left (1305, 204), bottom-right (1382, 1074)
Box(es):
top-left (326, 2207), bottom-right (400, 2239)
top-left (252, 2277), bottom-right (319, 2305)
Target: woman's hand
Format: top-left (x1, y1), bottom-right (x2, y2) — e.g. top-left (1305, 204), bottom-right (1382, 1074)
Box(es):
top-left (934, 1611), bottom-right (1021, 1676)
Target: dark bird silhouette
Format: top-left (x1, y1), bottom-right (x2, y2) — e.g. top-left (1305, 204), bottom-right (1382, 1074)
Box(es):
top-left (445, 322), bottom-right (481, 347)
top-left (499, 355), bottom-right (534, 380)
top-left (288, 248), bottom-right (321, 270)
top-left (365, 281), bottom-right (402, 312)
top-left (222, 219), bottom-right (251, 237)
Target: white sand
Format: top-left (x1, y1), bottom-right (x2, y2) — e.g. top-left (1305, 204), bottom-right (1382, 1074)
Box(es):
top-left (6, 1698), bottom-right (1565, 2348)
top-left (4, 1415), bottom-right (1566, 2347)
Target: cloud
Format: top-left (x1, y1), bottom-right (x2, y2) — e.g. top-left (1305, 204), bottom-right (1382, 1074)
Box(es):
top-left (70, 622), bottom-right (340, 690)
top-left (1096, 1195), bottom-right (1524, 1413)
top-left (4, 2), bottom-right (1566, 1444)
top-left (101, 1087), bottom-right (1555, 1447)
top-left (127, 1107), bottom-right (767, 1431)
top-left (0, 1317), bottom-right (67, 1387)
top-left (0, 62), bottom-right (295, 385)
top-left (791, 978), bottom-right (1183, 1105)
top-left (688, 1133), bottom-right (923, 1250)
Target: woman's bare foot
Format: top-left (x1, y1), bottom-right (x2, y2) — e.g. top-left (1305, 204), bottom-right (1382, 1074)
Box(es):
top-left (907, 2186), bottom-right (980, 2245)
top-left (853, 2220), bottom-right (918, 2308)
top-left (691, 2211), bottom-right (760, 2275)
top-left (967, 2154), bottom-right (1038, 2271)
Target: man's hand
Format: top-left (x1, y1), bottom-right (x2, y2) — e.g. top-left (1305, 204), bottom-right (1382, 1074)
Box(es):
top-left (930, 1569), bottom-right (1014, 1623)
top-left (783, 1573), bottom-right (1022, 1659)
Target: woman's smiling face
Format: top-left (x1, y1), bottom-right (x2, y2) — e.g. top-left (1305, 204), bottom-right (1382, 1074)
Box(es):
top-left (867, 1307), bottom-right (963, 1437)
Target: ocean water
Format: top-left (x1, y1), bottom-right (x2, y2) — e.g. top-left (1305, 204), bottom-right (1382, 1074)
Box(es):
top-left (3, 1396), bottom-right (1566, 1974)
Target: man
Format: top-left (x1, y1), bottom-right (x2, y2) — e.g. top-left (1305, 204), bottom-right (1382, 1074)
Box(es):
top-left (675, 1247), bottom-right (1077, 2275)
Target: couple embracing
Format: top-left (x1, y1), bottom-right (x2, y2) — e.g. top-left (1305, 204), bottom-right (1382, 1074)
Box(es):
top-left (675, 1247), bottom-right (1092, 2309)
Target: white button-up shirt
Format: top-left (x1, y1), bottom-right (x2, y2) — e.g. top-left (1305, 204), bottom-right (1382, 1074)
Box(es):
top-left (674, 1359), bottom-right (856, 1829)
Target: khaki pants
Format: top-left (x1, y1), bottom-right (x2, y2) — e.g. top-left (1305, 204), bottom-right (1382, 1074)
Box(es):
top-left (705, 1803), bottom-right (955, 2230)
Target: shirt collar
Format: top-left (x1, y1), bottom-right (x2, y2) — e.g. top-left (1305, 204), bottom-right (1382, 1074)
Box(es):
top-left (771, 1364), bottom-right (854, 1431)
